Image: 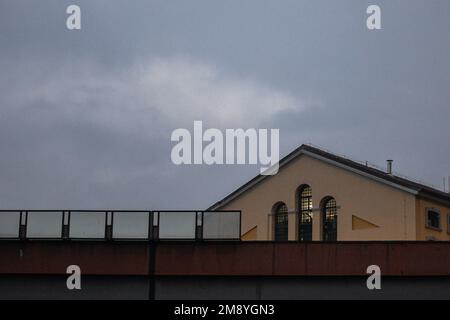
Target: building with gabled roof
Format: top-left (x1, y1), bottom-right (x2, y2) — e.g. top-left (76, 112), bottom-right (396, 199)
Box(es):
top-left (209, 144), bottom-right (450, 241)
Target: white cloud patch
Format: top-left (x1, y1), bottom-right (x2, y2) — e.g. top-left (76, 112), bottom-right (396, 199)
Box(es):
top-left (138, 57), bottom-right (303, 126)
top-left (5, 57), bottom-right (305, 135)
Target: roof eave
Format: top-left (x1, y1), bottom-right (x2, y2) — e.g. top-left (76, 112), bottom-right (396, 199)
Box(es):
top-left (208, 146), bottom-right (424, 210)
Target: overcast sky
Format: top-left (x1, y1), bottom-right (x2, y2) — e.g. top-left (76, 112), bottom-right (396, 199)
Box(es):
top-left (0, 0), bottom-right (449, 209)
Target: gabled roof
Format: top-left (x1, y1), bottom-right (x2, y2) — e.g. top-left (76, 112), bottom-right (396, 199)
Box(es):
top-left (208, 144), bottom-right (450, 210)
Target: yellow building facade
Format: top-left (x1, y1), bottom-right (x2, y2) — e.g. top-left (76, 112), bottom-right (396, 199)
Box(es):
top-left (209, 145), bottom-right (450, 241)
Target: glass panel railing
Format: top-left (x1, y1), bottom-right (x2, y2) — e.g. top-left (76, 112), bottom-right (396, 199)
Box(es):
top-left (158, 211), bottom-right (196, 239)
top-left (27, 211), bottom-right (63, 238)
top-left (112, 211), bottom-right (149, 239)
top-left (69, 211), bottom-right (106, 239)
top-left (0, 211), bottom-right (21, 238)
top-left (0, 210), bottom-right (241, 240)
top-left (202, 211), bottom-right (241, 240)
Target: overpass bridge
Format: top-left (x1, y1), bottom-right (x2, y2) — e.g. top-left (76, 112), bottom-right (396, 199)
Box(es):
top-left (1, 211), bottom-right (450, 299)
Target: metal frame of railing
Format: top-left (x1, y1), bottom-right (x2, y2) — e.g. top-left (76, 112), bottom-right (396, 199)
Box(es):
top-left (0, 210), bottom-right (241, 241)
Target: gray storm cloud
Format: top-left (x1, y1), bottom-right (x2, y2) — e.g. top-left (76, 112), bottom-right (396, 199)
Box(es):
top-left (0, 0), bottom-right (449, 209)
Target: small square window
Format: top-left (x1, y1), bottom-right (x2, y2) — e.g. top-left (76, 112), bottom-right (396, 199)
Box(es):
top-left (447, 214), bottom-right (450, 234)
top-left (426, 209), bottom-right (441, 230)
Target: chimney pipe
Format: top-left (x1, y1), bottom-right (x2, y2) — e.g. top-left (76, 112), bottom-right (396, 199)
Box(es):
top-left (386, 160), bottom-right (393, 175)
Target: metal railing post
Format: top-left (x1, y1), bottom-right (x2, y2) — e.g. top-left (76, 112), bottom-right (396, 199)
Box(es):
top-left (19, 211), bottom-right (27, 240)
top-left (195, 211), bottom-right (203, 241)
top-left (62, 211), bottom-right (70, 239)
top-left (105, 211), bottom-right (113, 240)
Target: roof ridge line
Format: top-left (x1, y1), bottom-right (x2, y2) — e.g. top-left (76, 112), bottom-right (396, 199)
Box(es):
top-left (208, 144), bottom-right (450, 210)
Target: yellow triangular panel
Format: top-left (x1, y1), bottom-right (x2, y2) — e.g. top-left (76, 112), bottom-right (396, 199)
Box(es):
top-left (352, 215), bottom-right (379, 230)
top-left (241, 226), bottom-right (257, 241)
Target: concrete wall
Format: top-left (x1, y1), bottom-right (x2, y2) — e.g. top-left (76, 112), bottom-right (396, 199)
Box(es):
top-left (0, 275), bottom-right (150, 300)
top-left (1, 275), bottom-right (450, 300)
top-left (221, 155), bottom-right (417, 241)
top-left (1, 241), bottom-right (450, 299)
top-left (155, 276), bottom-right (450, 300)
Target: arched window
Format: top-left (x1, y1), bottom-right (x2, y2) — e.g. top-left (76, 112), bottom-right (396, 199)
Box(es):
top-left (321, 197), bottom-right (337, 241)
top-left (297, 185), bottom-right (312, 241)
top-left (273, 202), bottom-right (288, 241)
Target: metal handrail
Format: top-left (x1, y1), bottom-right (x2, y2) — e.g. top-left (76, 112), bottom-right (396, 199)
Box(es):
top-left (0, 210), bottom-right (241, 241)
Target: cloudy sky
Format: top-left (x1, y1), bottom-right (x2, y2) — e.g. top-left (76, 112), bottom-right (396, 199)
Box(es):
top-left (0, 0), bottom-right (449, 209)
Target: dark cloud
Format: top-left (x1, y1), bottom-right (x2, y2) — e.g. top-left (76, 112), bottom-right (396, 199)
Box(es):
top-left (0, 0), bottom-right (449, 209)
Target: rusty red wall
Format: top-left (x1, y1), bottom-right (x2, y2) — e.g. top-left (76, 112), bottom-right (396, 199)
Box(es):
top-left (0, 241), bottom-right (149, 275)
top-left (154, 242), bottom-right (450, 276)
top-left (1, 241), bottom-right (450, 276)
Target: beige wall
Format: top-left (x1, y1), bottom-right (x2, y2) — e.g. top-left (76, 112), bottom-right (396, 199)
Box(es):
top-left (221, 155), bottom-right (417, 241)
top-left (416, 198), bottom-right (450, 240)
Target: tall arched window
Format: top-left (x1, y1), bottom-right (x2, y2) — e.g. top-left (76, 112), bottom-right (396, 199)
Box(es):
top-left (297, 185), bottom-right (312, 241)
top-left (321, 197), bottom-right (337, 241)
top-left (273, 202), bottom-right (288, 241)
